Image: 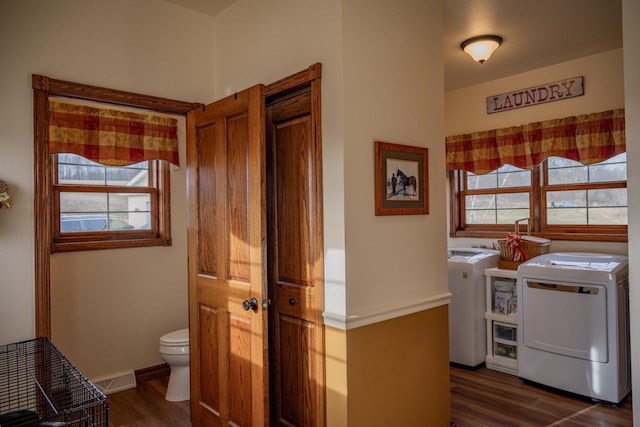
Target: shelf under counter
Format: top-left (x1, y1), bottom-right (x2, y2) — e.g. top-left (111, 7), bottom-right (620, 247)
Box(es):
top-left (484, 267), bottom-right (520, 376)
top-left (485, 312), bottom-right (518, 323)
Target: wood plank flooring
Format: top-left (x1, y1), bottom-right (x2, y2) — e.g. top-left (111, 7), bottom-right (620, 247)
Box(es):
top-left (451, 366), bottom-right (632, 427)
top-left (107, 376), bottom-right (191, 427)
top-left (107, 369), bottom-right (632, 426)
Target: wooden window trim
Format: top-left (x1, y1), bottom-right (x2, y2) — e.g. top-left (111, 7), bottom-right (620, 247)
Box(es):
top-left (51, 159), bottom-right (170, 253)
top-left (449, 161), bottom-right (628, 242)
top-left (33, 74), bottom-right (203, 338)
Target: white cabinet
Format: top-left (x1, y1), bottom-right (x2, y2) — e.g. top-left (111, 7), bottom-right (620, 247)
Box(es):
top-left (484, 267), bottom-right (518, 375)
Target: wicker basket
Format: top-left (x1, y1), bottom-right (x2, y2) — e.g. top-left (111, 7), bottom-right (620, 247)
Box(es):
top-left (495, 218), bottom-right (550, 270)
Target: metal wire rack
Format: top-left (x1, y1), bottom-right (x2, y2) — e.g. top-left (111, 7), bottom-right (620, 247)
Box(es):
top-left (0, 338), bottom-right (108, 427)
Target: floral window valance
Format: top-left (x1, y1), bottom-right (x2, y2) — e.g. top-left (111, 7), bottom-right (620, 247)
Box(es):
top-left (445, 109), bottom-right (625, 175)
top-left (48, 100), bottom-right (179, 167)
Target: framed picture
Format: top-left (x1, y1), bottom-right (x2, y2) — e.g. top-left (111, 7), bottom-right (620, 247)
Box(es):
top-left (374, 141), bottom-right (429, 216)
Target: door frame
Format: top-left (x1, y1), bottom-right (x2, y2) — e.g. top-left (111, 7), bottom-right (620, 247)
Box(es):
top-left (32, 74), bottom-right (201, 338)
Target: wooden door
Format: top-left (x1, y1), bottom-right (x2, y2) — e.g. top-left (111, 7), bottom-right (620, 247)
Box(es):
top-left (187, 85), bottom-right (268, 427)
top-left (266, 65), bottom-right (325, 427)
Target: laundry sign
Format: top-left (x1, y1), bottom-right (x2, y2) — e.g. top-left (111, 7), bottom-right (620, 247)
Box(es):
top-left (486, 76), bottom-right (584, 114)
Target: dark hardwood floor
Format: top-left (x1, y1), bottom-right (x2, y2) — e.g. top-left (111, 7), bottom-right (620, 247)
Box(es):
top-left (107, 376), bottom-right (190, 427)
top-left (107, 368), bottom-right (632, 426)
top-left (451, 366), bottom-right (632, 427)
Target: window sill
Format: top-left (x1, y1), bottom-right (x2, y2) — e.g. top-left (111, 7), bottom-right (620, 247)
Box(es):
top-left (450, 230), bottom-right (627, 243)
top-left (52, 237), bottom-right (172, 253)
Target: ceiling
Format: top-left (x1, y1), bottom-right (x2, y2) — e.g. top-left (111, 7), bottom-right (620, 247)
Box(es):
top-left (445, 0), bottom-right (623, 91)
top-left (161, 0), bottom-right (623, 92)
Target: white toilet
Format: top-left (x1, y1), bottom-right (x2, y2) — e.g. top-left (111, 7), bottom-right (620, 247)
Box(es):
top-left (159, 328), bottom-right (190, 402)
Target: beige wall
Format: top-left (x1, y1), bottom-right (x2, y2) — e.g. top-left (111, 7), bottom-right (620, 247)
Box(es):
top-left (446, 48), bottom-right (627, 255)
top-left (2, 0), bottom-right (637, 423)
top-left (446, 49), bottom-right (624, 134)
top-left (51, 114), bottom-right (189, 380)
top-left (214, 0), bottom-right (448, 424)
top-left (347, 306), bottom-right (450, 427)
top-left (325, 326), bottom-right (348, 427)
top-left (1, 1), bottom-right (451, 421)
top-left (339, 1), bottom-right (449, 424)
top-left (0, 0), bottom-right (215, 380)
top-left (622, 0), bottom-right (640, 424)
top-left (342, 0), bottom-right (448, 319)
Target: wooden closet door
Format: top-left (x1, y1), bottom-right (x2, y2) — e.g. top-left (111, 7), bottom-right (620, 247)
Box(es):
top-left (187, 85), bottom-right (268, 427)
top-left (266, 69), bottom-right (325, 427)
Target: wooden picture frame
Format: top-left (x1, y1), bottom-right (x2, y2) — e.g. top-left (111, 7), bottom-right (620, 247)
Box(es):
top-left (374, 141), bottom-right (429, 216)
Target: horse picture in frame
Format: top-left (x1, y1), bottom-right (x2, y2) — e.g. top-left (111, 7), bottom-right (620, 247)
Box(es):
top-left (374, 141), bottom-right (429, 216)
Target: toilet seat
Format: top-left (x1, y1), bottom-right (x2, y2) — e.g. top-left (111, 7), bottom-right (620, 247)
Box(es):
top-left (160, 328), bottom-right (189, 347)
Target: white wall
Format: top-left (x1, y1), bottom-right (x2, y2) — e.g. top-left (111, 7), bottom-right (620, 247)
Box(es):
top-left (214, 0), bottom-right (447, 326)
top-left (213, 0), bottom-right (347, 322)
top-left (0, 0), bottom-right (215, 380)
top-left (446, 48), bottom-right (627, 255)
top-left (622, 0), bottom-right (640, 423)
top-left (50, 114), bottom-right (190, 380)
top-left (341, 0), bottom-right (448, 322)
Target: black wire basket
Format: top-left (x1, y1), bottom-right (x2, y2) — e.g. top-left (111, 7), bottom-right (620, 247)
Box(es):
top-left (0, 338), bottom-right (108, 426)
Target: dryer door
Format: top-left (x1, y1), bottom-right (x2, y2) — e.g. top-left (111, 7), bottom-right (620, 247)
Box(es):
top-left (522, 279), bottom-right (607, 362)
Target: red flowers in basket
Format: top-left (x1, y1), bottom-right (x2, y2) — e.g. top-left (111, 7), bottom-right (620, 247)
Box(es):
top-left (506, 232), bottom-right (526, 262)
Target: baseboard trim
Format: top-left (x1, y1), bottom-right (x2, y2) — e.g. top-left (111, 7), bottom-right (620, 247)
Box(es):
top-left (135, 363), bottom-right (171, 384)
top-left (92, 371), bottom-right (137, 394)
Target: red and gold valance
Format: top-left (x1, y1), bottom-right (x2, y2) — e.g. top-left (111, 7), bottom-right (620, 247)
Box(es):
top-left (445, 109), bottom-right (625, 174)
top-left (48, 100), bottom-right (179, 166)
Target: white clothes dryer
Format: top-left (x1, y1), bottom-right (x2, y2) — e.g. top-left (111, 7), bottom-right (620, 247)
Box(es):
top-left (517, 252), bottom-right (630, 404)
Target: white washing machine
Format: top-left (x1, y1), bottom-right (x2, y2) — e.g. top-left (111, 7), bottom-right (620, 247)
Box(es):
top-left (448, 248), bottom-right (499, 368)
top-left (517, 252), bottom-right (630, 404)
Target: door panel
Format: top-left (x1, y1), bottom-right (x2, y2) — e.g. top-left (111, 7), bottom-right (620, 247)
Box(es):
top-left (228, 314), bottom-right (253, 425)
top-left (198, 305), bottom-right (220, 412)
top-left (267, 83), bottom-right (325, 427)
top-left (196, 124), bottom-right (217, 277)
top-left (278, 314), bottom-right (318, 426)
top-left (275, 116), bottom-right (313, 286)
top-left (227, 113), bottom-right (251, 282)
top-left (187, 85), bottom-right (267, 427)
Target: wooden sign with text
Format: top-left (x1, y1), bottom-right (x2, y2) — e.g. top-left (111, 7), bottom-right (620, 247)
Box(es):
top-left (486, 76), bottom-right (584, 114)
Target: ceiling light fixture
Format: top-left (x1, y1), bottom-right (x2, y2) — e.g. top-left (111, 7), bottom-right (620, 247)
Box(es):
top-left (460, 35), bottom-right (503, 64)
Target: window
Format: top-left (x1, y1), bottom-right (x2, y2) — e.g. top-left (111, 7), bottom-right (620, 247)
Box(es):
top-left (464, 165), bottom-right (531, 225)
top-left (544, 154), bottom-right (627, 226)
top-left (52, 153), bottom-right (171, 251)
top-left (43, 96), bottom-right (182, 252)
top-left (35, 88), bottom-right (190, 253)
top-left (33, 74), bottom-right (199, 336)
top-left (450, 153), bottom-right (628, 241)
